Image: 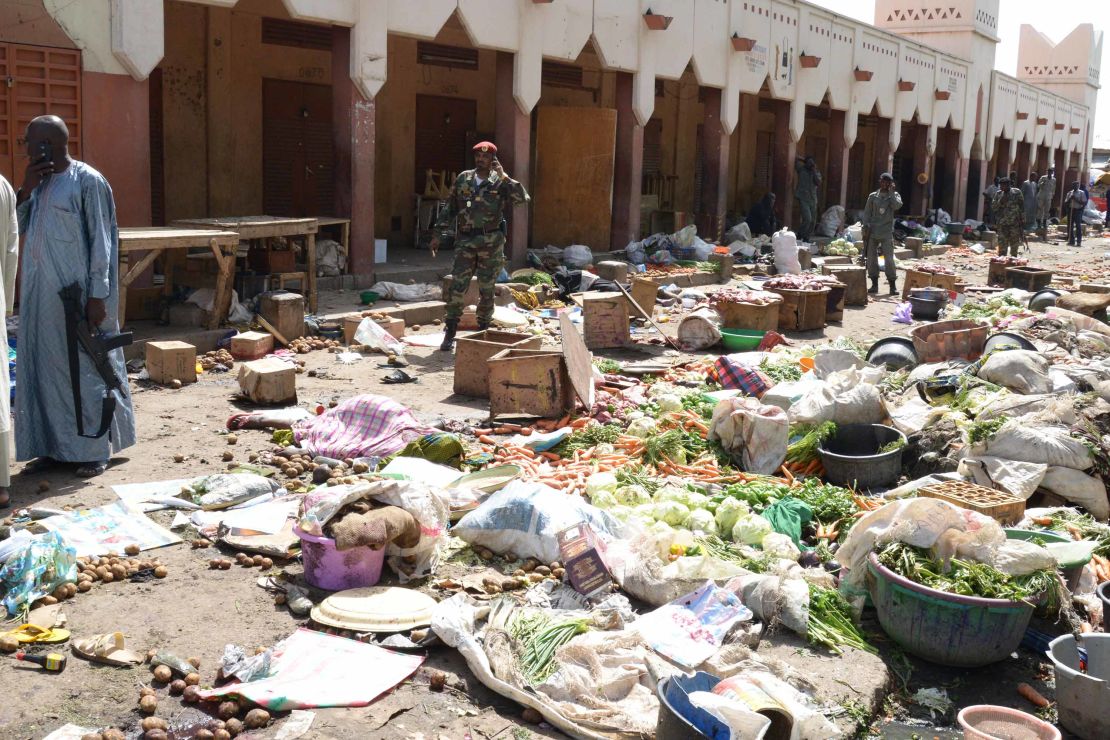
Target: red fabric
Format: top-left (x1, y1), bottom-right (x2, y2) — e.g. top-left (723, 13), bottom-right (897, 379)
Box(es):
top-left (472, 141), bottom-right (498, 153)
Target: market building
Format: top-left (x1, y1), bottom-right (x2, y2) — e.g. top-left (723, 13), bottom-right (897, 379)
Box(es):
top-left (0, 0), bottom-right (1099, 278)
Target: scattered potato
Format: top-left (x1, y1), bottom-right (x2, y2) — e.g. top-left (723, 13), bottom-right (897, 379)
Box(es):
top-left (182, 685), bottom-right (201, 703)
top-left (125, 544), bottom-right (141, 556)
top-left (139, 694), bottom-right (158, 714)
top-left (184, 672), bottom-right (200, 686)
top-left (152, 665), bottom-right (172, 683)
top-left (218, 701), bottom-right (240, 720)
top-left (154, 566), bottom-right (168, 579)
top-left (243, 709), bottom-right (270, 729)
top-left (169, 679), bottom-right (186, 696)
top-left (188, 656), bottom-right (201, 669)
top-left (141, 717), bottom-right (167, 732)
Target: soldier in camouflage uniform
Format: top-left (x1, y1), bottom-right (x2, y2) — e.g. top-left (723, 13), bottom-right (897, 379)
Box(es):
top-left (431, 141), bottom-right (530, 351)
top-left (991, 175), bottom-right (1025, 257)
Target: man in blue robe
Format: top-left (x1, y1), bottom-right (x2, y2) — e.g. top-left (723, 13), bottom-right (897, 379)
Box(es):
top-left (14, 115), bottom-right (135, 478)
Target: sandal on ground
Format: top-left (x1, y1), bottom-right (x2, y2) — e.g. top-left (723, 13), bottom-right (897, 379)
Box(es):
top-left (2, 623), bottom-right (71, 644)
top-left (20, 457), bottom-right (57, 475)
top-left (75, 461), bottom-right (109, 479)
top-left (71, 632), bottom-right (144, 666)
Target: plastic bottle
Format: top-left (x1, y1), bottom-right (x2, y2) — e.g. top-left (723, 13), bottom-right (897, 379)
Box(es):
top-left (15, 651), bottom-right (67, 672)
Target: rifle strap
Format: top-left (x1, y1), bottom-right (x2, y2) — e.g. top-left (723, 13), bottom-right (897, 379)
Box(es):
top-left (63, 314), bottom-right (116, 440)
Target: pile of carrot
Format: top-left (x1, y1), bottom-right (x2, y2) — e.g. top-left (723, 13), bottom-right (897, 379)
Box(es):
top-left (1090, 554), bottom-right (1110, 583)
top-left (484, 442), bottom-right (628, 498)
top-left (781, 459), bottom-right (824, 478)
top-left (657, 410), bottom-right (711, 439)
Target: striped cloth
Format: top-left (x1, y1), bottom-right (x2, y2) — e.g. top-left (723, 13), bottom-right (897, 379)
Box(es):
top-left (293, 394), bottom-right (433, 460)
top-left (710, 356), bottom-right (773, 398)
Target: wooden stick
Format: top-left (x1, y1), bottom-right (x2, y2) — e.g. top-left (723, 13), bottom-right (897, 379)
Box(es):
top-left (255, 313), bottom-right (290, 346)
top-left (614, 281), bottom-right (682, 350)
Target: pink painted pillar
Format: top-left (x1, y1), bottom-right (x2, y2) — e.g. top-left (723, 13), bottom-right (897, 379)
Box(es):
top-left (610, 72), bottom-right (644, 249)
top-left (332, 27), bottom-right (376, 276)
top-left (772, 100), bottom-right (796, 229)
top-left (697, 87), bottom-right (729, 243)
top-left (495, 52), bottom-right (532, 266)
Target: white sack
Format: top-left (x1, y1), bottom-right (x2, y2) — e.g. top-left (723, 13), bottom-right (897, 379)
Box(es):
top-left (788, 366), bottom-right (886, 426)
top-left (1039, 467), bottom-right (1109, 520)
top-left (977, 350), bottom-right (1052, 394)
top-left (816, 205), bottom-right (845, 238)
top-left (369, 281), bottom-right (442, 301)
top-left (677, 307), bottom-right (722, 351)
top-left (990, 539), bottom-right (1058, 576)
top-left (772, 228), bottom-right (801, 274)
top-left (956, 456), bottom-right (1048, 500)
top-left (889, 396), bottom-right (947, 436)
top-left (708, 397), bottom-right (789, 474)
top-left (973, 422), bottom-right (1092, 471)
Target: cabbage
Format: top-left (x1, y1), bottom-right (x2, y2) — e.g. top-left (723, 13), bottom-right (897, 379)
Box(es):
top-left (683, 508), bottom-right (718, 535)
top-left (685, 492), bottom-right (710, 511)
top-left (588, 488), bottom-right (617, 510)
top-left (647, 382), bottom-right (680, 399)
top-left (607, 505), bottom-right (635, 522)
top-left (655, 485), bottom-right (691, 506)
top-left (654, 501), bottom-right (691, 526)
top-left (633, 503), bottom-right (657, 520)
top-left (714, 497), bottom-right (749, 534)
top-left (732, 513), bottom-right (773, 545)
top-left (625, 411), bottom-right (646, 422)
top-left (614, 484), bottom-right (651, 506)
top-left (761, 532), bottom-right (800, 559)
top-left (626, 417), bottom-right (657, 438)
top-left (586, 472), bottom-right (618, 497)
top-left (657, 394), bottom-right (683, 414)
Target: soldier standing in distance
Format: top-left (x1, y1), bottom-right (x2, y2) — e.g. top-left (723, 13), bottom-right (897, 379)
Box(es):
top-left (431, 141), bottom-right (530, 352)
top-left (992, 175), bottom-right (1026, 257)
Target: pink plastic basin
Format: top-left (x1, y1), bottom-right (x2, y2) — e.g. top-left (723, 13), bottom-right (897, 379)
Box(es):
top-left (957, 705), bottom-right (1061, 740)
top-left (294, 525), bottom-right (385, 591)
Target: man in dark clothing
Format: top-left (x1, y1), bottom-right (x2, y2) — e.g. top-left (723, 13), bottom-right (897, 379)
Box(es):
top-left (1065, 182), bottom-right (1088, 247)
top-left (745, 193), bottom-right (778, 237)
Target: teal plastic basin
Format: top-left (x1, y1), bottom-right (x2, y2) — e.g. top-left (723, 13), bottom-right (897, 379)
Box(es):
top-left (866, 552), bottom-right (1034, 667)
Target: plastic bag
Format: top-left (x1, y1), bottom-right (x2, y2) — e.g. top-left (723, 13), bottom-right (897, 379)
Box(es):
top-left (0, 531), bottom-right (77, 616)
top-left (190, 473), bottom-right (282, 510)
top-left (673, 224), bottom-right (698, 248)
top-left (708, 398), bottom-right (789, 474)
top-left (188, 287), bottom-right (252, 324)
top-left (691, 237), bottom-right (714, 261)
top-left (453, 480), bottom-right (623, 564)
top-left (817, 205), bottom-right (845, 237)
top-left (725, 222), bottom-right (752, 243)
top-left (772, 229), bottom-right (801, 274)
top-left (1039, 467), bottom-right (1109, 520)
top-left (563, 244), bottom-right (593, 268)
top-left (978, 350), bottom-right (1052, 394)
top-left (368, 281), bottom-right (442, 302)
top-left (625, 240), bottom-right (646, 264)
top-left (353, 317), bottom-right (406, 357)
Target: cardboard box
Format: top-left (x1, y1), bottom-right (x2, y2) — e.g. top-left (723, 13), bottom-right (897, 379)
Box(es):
top-left (237, 358), bottom-right (297, 405)
top-left (230, 331), bottom-right (274, 361)
top-left (145, 341), bottom-right (197, 385)
top-left (556, 523), bottom-right (612, 597)
top-left (343, 315), bottom-right (404, 345)
top-left (259, 292), bottom-right (305, 341)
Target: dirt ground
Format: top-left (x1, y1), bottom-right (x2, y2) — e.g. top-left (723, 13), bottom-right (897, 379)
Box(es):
top-left (3, 229), bottom-right (1109, 739)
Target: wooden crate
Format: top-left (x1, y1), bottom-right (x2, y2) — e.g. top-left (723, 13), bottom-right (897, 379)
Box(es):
top-left (1005, 266), bottom-right (1052, 292)
top-left (768, 287), bottom-right (828, 331)
top-left (146, 341), bottom-right (197, 385)
top-left (903, 237), bottom-right (925, 258)
top-left (987, 259), bottom-right (1015, 285)
top-left (343, 315), bottom-right (404, 345)
top-left (918, 480), bottom-right (1025, 525)
top-left (909, 319), bottom-right (990, 362)
top-left (822, 265), bottom-right (867, 306)
top-left (454, 330), bottom-right (541, 397)
top-left (902, 269), bottom-right (957, 300)
top-left (628, 277), bottom-right (658, 318)
top-left (717, 300), bottom-right (780, 332)
top-left (581, 292), bottom-right (629, 349)
top-left (487, 349), bottom-right (572, 419)
top-left (824, 282), bottom-right (847, 322)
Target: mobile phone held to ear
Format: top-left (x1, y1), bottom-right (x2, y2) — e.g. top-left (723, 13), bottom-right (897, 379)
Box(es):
top-left (36, 140), bottom-right (52, 165)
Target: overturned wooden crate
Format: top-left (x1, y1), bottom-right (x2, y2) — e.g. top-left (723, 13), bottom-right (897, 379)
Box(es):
top-left (902, 269), bottom-right (957, 300)
top-left (767, 287), bottom-right (828, 331)
top-left (822, 265), bottom-right (867, 306)
top-left (1005, 266), bottom-right (1052, 292)
top-left (454, 330), bottom-right (541, 398)
top-left (487, 349), bottom-right (573, 419)
top-left (581, 291), bottom-right (630, 349)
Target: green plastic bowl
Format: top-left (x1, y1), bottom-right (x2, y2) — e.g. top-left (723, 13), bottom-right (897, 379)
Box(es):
top-left (360, 290), bottom-right (381, 305)
top-left (720, 329), bottom-right (765, 352)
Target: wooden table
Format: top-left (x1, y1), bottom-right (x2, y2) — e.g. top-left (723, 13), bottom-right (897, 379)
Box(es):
top-left (171, 216), bottom-right (320, 312)
top-left (118, 227), bottom-right (240, 329)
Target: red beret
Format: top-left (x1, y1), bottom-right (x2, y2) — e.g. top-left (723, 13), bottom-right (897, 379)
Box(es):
top-left (472, 141), bottom-right (498, 153)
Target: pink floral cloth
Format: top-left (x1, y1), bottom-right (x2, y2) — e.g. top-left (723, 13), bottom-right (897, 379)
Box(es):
top-left (293, 394), bottom-right (433, 460)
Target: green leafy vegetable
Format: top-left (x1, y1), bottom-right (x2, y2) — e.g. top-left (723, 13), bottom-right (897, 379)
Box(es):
top-left (510, 612), bottom-right (589, 685)
top-left (808, 584), bottom-right (876, 655)
top-left (791, 479), bottom-right (857, 524)
top-left (759, 358), bottom-right (803, 384)
top-left (877, 542), bottom-right (1056, 603)
top-left (518, 271), bottom-right (555, 286)
top-left (593, 358), bottom-right (622, 374)
top-left (878, 438), bottom-right (906, 454)
top-left (786, 422), bottom-right (837, 464)
top-left (697, 535), bottom-right (773, 573)
top-left (966, 416), bottom-right (1007, 445)
top-left (552, 423), bottom-right (623, 457)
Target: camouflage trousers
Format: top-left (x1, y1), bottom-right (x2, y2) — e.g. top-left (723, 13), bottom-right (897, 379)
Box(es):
top-left (996, 225), bottom-right (1022, 257)
top-left (445, 232), bottom-right (506, 323)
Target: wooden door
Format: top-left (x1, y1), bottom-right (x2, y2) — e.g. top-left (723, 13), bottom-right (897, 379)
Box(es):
top-left (262, 79), bottom-right (334, 217)
top-left (533, 106), bottom-right (616, 249)
top-left (414, 95), bottom-right (477, 192)
top-left (0, 42), bottom-right (82, 190)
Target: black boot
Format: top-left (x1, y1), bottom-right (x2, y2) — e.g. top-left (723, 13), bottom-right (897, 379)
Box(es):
top-left (888, 279), bottom-right (898, 295)
top-left (439, 320), bottom-right (458, 352)
top-left (868, 278), bottom-right (879, 294)
top-left (477, 321), bottom-right (491, 332)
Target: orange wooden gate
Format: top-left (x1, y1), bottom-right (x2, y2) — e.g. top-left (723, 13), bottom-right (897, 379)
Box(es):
top-left (0, 42), bottom-right (82, 191)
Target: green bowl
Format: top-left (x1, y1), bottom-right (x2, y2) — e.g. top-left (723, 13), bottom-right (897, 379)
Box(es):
top-left (360, 290), bottom-right (381, 305)
top-left (720, 328), bottom-right (765, 352)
